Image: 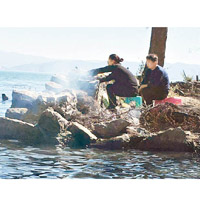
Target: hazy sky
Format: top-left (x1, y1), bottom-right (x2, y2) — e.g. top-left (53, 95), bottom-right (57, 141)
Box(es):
top-left (0, 27), bottom-right (199, 64)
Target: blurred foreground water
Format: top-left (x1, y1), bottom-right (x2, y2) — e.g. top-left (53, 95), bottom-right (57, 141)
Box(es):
top-left (0, 140), bottom-right (200, 179)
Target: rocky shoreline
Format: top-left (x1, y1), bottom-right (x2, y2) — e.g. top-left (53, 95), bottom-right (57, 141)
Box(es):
top-left (1, 75), bottom-right (200, 154)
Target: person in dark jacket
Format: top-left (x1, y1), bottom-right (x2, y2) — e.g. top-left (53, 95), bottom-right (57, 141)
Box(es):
top-left (139, 54), bottom-right (170, 105)
top-left (89, 54), bottom-right (139, 109)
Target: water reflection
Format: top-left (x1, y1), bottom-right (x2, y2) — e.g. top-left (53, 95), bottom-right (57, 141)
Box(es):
top-left (0, 140), bottom-right (199, 179)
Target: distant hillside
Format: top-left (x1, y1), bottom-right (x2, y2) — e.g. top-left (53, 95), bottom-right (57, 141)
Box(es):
top-left (3, 60), bottom-right (200, 82)
top-left (0, 50), bottom-right (54, 68)
top-left (165, 62), bottom-right (200, 82)
top-left (0, 51), bottom-right (200, 81)
top-left (4, 60), bottom-right (140, 74)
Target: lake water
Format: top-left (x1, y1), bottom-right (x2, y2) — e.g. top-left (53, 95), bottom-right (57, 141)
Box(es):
top-left (0, 71), bottom-right (52, 117)
top-left (0, 70), bottom-right (200, 179)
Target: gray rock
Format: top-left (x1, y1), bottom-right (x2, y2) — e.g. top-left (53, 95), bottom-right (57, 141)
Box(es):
top-left (94, 119), bottom-right (131, 139)
top-left (45, 81), bottom-right (64, 93)
top-left (91, 126), bottom-right (146, 150)
top-left (56, 91), bottom-right (77, 105)
top-left (53, 103), bottom-right (80, 121)
top-left (37, 107), bottom-right (69, 144)
top-left (6, 106), bottom-right (43, 125)
top-left (9, 89), bottom-right (79, 125)
top-left (76, 91), bottom-right (99, 114)
top-left (11, 90), bottom-right (39, 109)
top-left (135, 127), bottom-right (198, 152)
top-left (90, 133), bottom-right (132, 150)
top-left (5, 108), bottom-right (29, 120)
top-left (68, 122), bottom-right (97, 148)
top-left (37, 93), bottom-right (57, 105)
top-left (50, 74), bottom-right (68, 86)
top-left (91, 126), bottom-right (200, 153)
top-left (0, 117), bottom-right (41, 144)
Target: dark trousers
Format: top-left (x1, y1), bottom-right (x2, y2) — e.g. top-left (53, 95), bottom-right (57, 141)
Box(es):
top-left (106, 84), bottom-right (138, 108)
top-left (140, 87), bottom-right (168, 105)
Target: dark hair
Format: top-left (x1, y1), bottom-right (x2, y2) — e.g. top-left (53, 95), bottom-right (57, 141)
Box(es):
top-left (109, 54), bottom-right (124, 63)
top-left (146, 54), bottom-right (158, 62)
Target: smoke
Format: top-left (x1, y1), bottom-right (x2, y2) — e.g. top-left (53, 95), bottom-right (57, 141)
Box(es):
top-left (50, 67), bottom-right (99, 96)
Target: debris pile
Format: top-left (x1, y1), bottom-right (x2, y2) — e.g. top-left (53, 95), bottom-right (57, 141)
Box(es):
top-left (171, 81), bottom-right (200, 98)
top-left (0, 75), bottom-right (200, 154)
top-left (140, 103), bottom-right (200, 133)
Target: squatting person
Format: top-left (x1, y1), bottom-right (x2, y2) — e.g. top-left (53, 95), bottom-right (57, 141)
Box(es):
top-left (89, 54), bottom-right (139, 109)
top-left (139, 54), bottom-right (170, 105)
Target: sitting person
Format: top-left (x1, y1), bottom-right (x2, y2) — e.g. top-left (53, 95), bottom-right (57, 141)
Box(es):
top-left (89, 54), bottom-right (139, 109)
top-left (139, 54), bottom-right (169, 105)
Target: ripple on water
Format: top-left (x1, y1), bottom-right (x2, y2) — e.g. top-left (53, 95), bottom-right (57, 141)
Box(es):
top-left (0, 140), bottom-right (200, 179)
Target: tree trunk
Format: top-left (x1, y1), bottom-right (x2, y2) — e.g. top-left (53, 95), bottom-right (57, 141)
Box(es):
top-left (140, 27), bottom-right (168, 84)
top-left (148, 27), bottom-right (168, 67)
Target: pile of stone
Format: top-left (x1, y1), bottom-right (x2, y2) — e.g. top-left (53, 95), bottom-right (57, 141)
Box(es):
top-left (0, 74), bottom-right (200, 154)
top-left (171, 81), bottom-right (200, 98)
top-left (140, 103), bottom-right (200, 133)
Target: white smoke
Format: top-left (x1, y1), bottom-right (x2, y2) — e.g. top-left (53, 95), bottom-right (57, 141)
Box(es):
top-left (48, 67), bottom-right (98, 96)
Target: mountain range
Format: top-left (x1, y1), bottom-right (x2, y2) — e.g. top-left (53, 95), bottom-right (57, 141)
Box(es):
top-left (0, 51), bottom-right (200, 82)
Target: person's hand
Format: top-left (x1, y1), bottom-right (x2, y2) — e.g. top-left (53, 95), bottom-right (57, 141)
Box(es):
top-left (140, 84), bottom-right (148, 89)
top-left (94, 75), bottom-right (101, 80)
top-left (139, 84), bottom-right (148, 93)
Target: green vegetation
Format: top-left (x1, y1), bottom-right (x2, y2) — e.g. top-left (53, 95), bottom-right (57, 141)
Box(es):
top-left (136, 60), bottom-right (145, 76)
top-left (182, 70), bottom-right (193, 82)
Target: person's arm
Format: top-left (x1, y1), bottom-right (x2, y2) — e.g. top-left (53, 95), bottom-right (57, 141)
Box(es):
top-left (138, 84), bottom-right (148, 93)
top-left (99, 73), bottom-right (115, 83)
top-left (89, 65), bottom-right (117, 76)
top-left (141, 67), bottom-right (151, 85)
top-left (139, 67), bottom-right (151, 93)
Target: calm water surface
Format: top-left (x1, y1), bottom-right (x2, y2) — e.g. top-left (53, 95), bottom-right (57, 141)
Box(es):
top-left (0, 71), bottom-right (52, 117)
top-left (0, 140), bottom-right (200, 179)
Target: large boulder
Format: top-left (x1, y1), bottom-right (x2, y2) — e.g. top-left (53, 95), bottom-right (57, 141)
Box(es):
top-left (93, 119), bottom-right (131, 139)
top-left (37, 107), bottom-right (69, 144)
top-left (45, 81), bottom-right (64, 93)
top-left (5, 108), bottom-right (39, 125)
top-left (0, 117), bottom-right (41, 145)
top-left (31, 91), bottom-right (76, 116)
top-left (32, 90), bottom-right (76, 113)
top-left (56, 91), bottom-right (76, 104)
top-left (53, 103), bottom-right (80, 121)
top-left (67, 122), bottom-right (97, 148)
top-left (116, 108), bottom-right (141, 125)
top-left (5, 108), bottom-right (29, 120)
top-left (91, 126), bottom-right (147, 150)
top-left (9, 90), bottom-right (78, 124)
top-left (11, 90), bottom-right (39, 109)
top-left (135, 127), bottom-right (199, 152)
top-left (52, 91), bottom-right (78, 120)
top-left (76, 91), bottom-right (99, 114)
top-left (50, 74), bottom-right (68, 86)
top-left (90, 133), bottom-right (131, 150)
top-left (90, 126), bottom-right (200, 153)
top-left (37, 92), bottom-right (57, 104)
